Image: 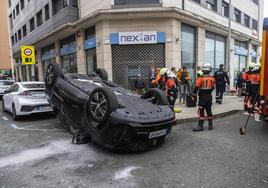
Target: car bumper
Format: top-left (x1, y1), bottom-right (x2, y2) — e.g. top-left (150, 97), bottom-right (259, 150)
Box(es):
top-left (16, 104), bottom-right (54, 115)
top-left (100, 114), bottom-right (176, 151)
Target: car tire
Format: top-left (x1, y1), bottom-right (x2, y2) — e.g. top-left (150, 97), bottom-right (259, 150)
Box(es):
top-left (2, 100), bottom-right (6, 112)
top-left (12, 104), bottom-right (19, 121)
top-left (142, 88), bottom-right (168, 105)
top-left (45, 61), bottom-right (64, 91)
top-left (85, 87), bottom-right (119, 124)
top-left (96, 69), bottom-right (108, 81)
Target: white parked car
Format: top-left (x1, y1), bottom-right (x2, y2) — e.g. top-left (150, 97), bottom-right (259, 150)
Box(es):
top-left (0, 80), bottom-right (15, 99)
top-left (2, 82), bottom-right (54, 120)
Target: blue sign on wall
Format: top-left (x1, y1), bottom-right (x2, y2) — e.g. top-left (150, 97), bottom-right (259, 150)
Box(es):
top-left (60, 45), bottom-right (77, 56)
top-left (110, 31), bottom-right (166, 45)
top-left (234, 46), bottom-right (248, 56)
top-left (84, 37), bottom-right (96, 50)
top-left (42, 51), bottom-right (56, 61)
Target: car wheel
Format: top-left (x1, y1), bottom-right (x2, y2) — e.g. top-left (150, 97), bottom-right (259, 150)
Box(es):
top-left (12, 104), bottom-right (19, 121)
top-left (142, 88), bottom-right (168, 105)
top-left (85, 87), bottom-right (119, 124)
top-left (45, 61), bottom-right (64, 91)
top-left (96, 69), bottom-right (108, 81)
top-left (2, 100), bottom-right (6, 112)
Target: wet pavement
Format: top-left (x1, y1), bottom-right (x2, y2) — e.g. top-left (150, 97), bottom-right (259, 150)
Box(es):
top-left (0, 101), bottom-right (268, 188)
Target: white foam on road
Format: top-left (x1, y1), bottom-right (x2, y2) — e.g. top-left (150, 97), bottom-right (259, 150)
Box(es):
top-left (114, 166), bottom-right (141, 180)
top-left (0, 140), bottom-right (94, 168)
top-left (2, 116), bottom-right (8, 121)
top-left (10, 123), bottom-right (61, 131)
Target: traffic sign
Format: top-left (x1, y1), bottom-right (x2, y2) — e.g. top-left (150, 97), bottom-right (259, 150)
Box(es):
top-left (21, 46), bottom-right (35, 65)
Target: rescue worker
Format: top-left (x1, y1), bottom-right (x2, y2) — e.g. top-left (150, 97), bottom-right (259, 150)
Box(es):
top-left (248, 63), bottom-right (261, 112)
top-left (242, 65), bottom-right (253, 110)
top-left (214, 64), bottom-right (230, 104)
top-left (151, 68), bottom-right (162, 89)
top-left (177, 66), bottom-right (191, 104)
top-left (160, 69), bottom-right (178, 109)
top-left (192, 63), bottom-right (215, 131)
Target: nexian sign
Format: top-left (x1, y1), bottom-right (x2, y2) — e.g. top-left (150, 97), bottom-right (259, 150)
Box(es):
top-left (110, 31), bottom-right (166, 45)
top-left (119, 31), bottom-right (157, 45)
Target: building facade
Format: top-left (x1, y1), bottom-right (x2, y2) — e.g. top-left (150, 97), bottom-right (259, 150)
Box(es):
top-left (0, 0), bottom-right (12, 78)
top-left (8, 0), bottom-right (264, 89)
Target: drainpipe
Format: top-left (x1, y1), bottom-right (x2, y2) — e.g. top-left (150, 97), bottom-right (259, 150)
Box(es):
top-left (227, 0), bottom-right (232, 90)
top-left (182, 0), bottom-right (185, 10)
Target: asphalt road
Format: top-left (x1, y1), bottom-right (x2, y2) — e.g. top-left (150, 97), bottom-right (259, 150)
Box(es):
top-left (0, 102), bottom-right (268, 188)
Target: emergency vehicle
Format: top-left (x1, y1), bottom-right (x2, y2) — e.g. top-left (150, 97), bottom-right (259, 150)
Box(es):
top-left (258, 17), bottom-right (268, 121)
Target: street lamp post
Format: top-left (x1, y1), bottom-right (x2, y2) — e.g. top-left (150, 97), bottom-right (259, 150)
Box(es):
top-left (227, 0), bottom-right (232, 91)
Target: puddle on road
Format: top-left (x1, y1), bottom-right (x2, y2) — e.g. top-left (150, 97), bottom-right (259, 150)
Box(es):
top-left (0, 140), bottom-right (96, 168)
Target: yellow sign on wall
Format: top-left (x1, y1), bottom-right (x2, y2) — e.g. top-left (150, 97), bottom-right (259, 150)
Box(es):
top-left (21, 46), bottom-right (35, 65)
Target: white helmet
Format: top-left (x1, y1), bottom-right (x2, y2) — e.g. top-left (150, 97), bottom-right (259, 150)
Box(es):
top-left (160, 68), bottom-right (168, 76)
top-left (202, 63), bottom-right (212, 72)
top-left (252, 63), bottom-right (261, 72)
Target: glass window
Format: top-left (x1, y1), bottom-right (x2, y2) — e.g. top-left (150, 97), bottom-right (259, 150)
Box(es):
top-left (205, 32), bottom-right (225, 73)
top-left (20, 0), bottom-right (25, 10)
top-left (22, 83), bottom-right (45, 89)
top-left (8, 0), bottom-right (12, 7)
top-left (85, 26), bottom-right (96, 40)
top-left (11, 36), bottom-right (15, 45)
top-left (9, 14), bottom-right (13, 29)
top-left (18, 29), bottom-right (22, 40)
top-left (63, 0), bottom-right (68, 7)
top-left (16, 3), bottom-right (20, 16)
top-left (252, 45), bottom-right (257, 63)
top-left (252, 19), bottom-right (258, 30)
top-left (181, 24), bottom-right (196, 82)
top-left (244, 14), bottom-right (250, 28)
top-left (221, 1), bottom-right (229, 17)
top-left (36, 10), bottom-right (43, 27)
top-left (61, 54), bottom-right (77, 73)
top-left (45, 4), bottom-right (50, 21)
top-left (86, 49), bottom-right (97, 74)
top-left (22, 24), bottom-right (27, 37)
top-left (234, 8), bottom-right (241, 23)
top-left (73, 0), bottom-right (78, 7)
top-left (192, 0), bottom-right (200, 3)
top-left (252, 0), bottom-right (258, 5)
top-left (206, 0), bottom-right (217, 12)
top-left (53, 0), bottom-right (63, 15)
top-left (13, 9), bottom-right (16, 19)
top-left (30, 17), bottom-right (35, 32)
top-left (114, 0), bottom-right (160, 5)
top-left (15, 33), bottom-right (17, 43)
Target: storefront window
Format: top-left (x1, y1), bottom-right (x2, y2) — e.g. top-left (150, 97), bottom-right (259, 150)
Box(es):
top-left (85, 26), bottom-right (97, 74)
top-left (86, 50), bottom-right (96, 73)
top-left (234, 40), bottom-right (248, 87)
top-left (181, 24), bottom-right (196, 82)
top-left (61, 53), bottom-right (77, 73)
top-left (252, 45), bottom-right (257, 63)
top-left (205, 31), bottom-right (225, 73)
top-left (60, 35), bottom-right (77, 73)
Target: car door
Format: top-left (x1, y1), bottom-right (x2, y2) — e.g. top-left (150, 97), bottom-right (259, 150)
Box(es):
top-left (5, 84), bottom-right (19, 110)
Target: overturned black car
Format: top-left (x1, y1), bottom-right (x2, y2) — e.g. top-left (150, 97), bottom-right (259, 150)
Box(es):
top-left (45, 62), bottom-right (175, 151)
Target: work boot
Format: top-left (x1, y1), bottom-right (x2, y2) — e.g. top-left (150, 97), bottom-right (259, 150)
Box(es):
top-left (193, 120), bottom-right (204, 132)
top-left (208, 120), bottom-right (213, 130)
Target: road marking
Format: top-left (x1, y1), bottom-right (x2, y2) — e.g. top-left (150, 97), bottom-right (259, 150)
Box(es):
top-left (10, 123), bottom-right (61, 131)
top-left (2, 116), bottom-right (8, 121)
top-left (114, 166), bottom-right (141, 180)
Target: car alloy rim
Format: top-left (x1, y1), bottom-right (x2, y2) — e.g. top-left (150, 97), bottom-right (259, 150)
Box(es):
top-left (90, 91), bottom-right (107, 119)
top-left (46, 65), bottom-right (55, 86)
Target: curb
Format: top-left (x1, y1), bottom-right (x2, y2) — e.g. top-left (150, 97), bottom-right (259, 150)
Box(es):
top-left (175, 110), bottom-right (243, 125)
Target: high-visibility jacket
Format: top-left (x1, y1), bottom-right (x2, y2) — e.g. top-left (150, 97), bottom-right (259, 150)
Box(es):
top-left (193, 75), bottom-right (215, 96)
top-left (249, 72), bottom-right (261, 85)
top-left (177, 69), bottom-right (191, 83)
top-left (151, 72), bottom-right (161, 85)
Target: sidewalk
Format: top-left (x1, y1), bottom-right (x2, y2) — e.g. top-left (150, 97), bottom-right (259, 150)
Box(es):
top-left (175, 95), bottom-right (244, 123)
